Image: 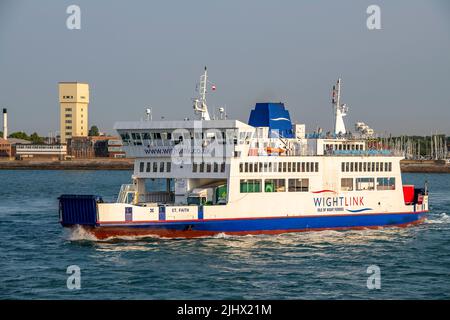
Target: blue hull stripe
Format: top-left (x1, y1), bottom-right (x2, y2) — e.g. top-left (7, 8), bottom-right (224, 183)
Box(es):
top-left (98, 212), bottom-right (425, 232)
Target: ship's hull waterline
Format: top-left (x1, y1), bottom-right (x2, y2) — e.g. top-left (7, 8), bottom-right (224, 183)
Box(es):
top-left (71, 212), bottom-right (426, 240)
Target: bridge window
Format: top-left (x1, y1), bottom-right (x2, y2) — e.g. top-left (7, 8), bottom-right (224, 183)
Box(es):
top-left (377, 177), bottom-right (395, 190)
top-left (159, 162), bottom-right (165, 172)
top-left (356, 177), bottom-right (375, 191)
top-left (131, 133), bottom-right (142, 146)
top-left (288, 178), bottom-right (309, 192)
top-left (240, 179), bottom-right (261, 193)
top-left (221, 162), bottom-right (225, 172)
top-left (142, 132), bottom-right (151, 140)
top-left (166, 162), bottom-right (171, 172)
top-left (146, 162), bottom-right (151, 172)
top-left (341, 178), bottom-right (353, 191)
top-left (264, 179), bottom-right (285, 192)
top-left (153, 162), bottom-right (158, 172)
top-left (139, 162), bottom-right (144, 172)
top-left (213, 162), bottom-right (219, 173)
top-left (193, 163), bottom-right (198, 173)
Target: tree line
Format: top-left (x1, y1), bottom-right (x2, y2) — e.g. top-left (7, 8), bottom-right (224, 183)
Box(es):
top-left (0, 125), bottom-right (101, 144)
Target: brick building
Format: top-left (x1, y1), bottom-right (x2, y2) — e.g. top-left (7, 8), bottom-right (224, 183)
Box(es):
top-left (0, 138), bottom-right (12, 158)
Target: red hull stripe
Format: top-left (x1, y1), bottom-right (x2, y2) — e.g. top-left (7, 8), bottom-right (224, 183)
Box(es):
top-left (89, 218), bottom-right (426, 240)
top-left (312, 190), bottom-right (337, 194)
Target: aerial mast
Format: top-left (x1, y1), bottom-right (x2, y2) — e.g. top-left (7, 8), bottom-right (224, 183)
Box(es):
top-left (331, 78), bottom-right (348, 135)
top-left (193, 66), bottom-right (211, 121)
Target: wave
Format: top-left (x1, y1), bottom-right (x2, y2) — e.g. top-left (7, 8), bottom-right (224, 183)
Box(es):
top-left (66, 225), bottom-right (99, 241)
top-left (425, 212), bottom-right (449, 224)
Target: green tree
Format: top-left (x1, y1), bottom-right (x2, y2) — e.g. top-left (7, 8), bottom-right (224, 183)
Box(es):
top-left (9, 131), bottom-right (29, 140)
top-left (88, 125), bottom-right (100, 136)
top-left (29, 132), bottom-right (44, 144)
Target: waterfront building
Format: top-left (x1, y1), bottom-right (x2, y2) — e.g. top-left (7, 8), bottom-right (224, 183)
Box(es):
top-left (59, 82), bottom-right (89, 143)
top-left (15, 144), bottom-right (67, 160)
top-left (0, 138), bottom-right (12, 158)
top-left (68, 135), bottom-right (124, 158)
top-left (107, 138), bottom-right (125, 158)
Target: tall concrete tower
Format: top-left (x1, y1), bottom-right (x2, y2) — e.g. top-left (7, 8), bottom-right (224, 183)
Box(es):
top-left (59, 82), bottom-right (89, 143)
top-left (2, 108), bottom-right (7, 139)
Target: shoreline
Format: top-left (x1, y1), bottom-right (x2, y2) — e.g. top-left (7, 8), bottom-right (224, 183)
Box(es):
top-left (0, 159), bottom-right (449, 173)
top-left (0, 158), bottom-right (134, 170)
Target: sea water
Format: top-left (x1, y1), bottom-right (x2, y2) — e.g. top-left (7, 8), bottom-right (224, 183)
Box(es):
top-left (0, 170), bottom-right (449, 299)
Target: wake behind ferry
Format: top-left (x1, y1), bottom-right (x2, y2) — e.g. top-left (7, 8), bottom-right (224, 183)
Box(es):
top-left (59, 68), bottom-right (428, 239)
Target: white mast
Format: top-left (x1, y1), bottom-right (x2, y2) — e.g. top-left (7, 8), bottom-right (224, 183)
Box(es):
top-left (193, 66), bottom-right (211, 120)
top-left (331, 78), bottom-right (348, 135)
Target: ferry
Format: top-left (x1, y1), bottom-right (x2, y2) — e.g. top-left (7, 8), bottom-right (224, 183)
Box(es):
top-left (59, 68), bottom-right (429, 239)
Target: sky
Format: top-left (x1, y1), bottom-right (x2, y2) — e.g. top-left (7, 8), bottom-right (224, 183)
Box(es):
top-left (0, 0), bottom-right (449, 136)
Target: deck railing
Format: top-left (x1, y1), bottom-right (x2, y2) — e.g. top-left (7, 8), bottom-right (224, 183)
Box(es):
top-left (117, 184), bottom-right (136, 203)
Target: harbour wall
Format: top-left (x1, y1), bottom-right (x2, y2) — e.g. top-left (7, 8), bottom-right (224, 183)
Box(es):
top-left (0, 158), bottom-right (134, 170)
top-left (400, 160), bottom-right (450, 173)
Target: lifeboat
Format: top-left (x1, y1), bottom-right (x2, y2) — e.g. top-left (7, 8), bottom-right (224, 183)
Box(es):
top-left (266, 147), bottom-right (285, 155)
